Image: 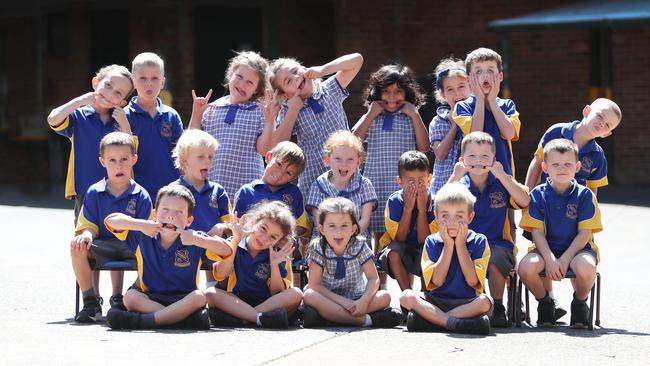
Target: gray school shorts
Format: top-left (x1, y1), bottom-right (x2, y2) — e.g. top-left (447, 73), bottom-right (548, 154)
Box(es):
top-left (378, 241), bottom-right (422, 278)
top-left (128, 286), bottom-right (188, 307)
top-left (489, 245), bottom-right (516, 278)
top-left (422, 293), bottom-right (494, 316)
top-left (90, 239), bottom-right (136, 268)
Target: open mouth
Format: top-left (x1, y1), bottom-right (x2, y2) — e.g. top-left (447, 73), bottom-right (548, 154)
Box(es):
top-left (298, 77), bottom-right (306, 91)
top-left (200, 168), bottom-right (208, 179)
top-left (115, 172), bottom-right (125, 178)
top-left (161, 223), bottom-right (178, 231)
top-left (469, 165), bottom-right (487, 170)
top-left (482, 81), bottom-right (491, 89)
top-left (338, 169), bottom-right (349, 177)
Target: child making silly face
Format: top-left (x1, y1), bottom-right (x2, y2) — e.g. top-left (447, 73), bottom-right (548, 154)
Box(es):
top-left (324, 144), bottom-right (362, 189)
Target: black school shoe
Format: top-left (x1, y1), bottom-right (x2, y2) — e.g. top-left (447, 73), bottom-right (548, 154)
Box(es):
top-left (106, 308), bottom-right (145, 330)
top-left (259, 308), bottom-right (289, 329)
top-left (208, 307), bottom-right (248, 327)
top-left (569, 296), bottom-right (590, 329)
top-left (109, 294), bottom-right (126, 311)
top-left (490, 303), bottom-right (509, 328)
top-left (301, 306), bottom-right (327, 328)
top-left (537, 297), bottom-right (556, 327)
top-left (455, 315), bottom-right (491, 335)
top-left (178, 308), bottom-right (210, 330)
top-left (75, 300), bottom-right (102, 323)
top-left (406, 311), bottom-right (444, 332)
top-left (369, 308), bottom-right (403, 328)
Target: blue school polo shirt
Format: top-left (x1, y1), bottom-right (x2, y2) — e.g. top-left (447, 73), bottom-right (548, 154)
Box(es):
top-left (378, 189), bottom-right (437, 250)
top-left (108, 226), bottom-right (206, 295)
top-left (461, 172), bottom-right (521, 254)
top-left (175, 177), bottom-right (231, 233)
top-left (50, 106), bottom-right (121, 199)
top-left (233, 179), bottom-right (309, 234)
top-left (76, 178), bottom-right (152, 239)
top-left (520, 179), bottom-right (603, 260)
top-left (421, 230), bottom-right (490, 299)
top-left (126, 97), bottom-right (183, 201)
top-left (211, 237), bottom-right (292, 302)
top-left (453, 96), bottom-right (521, 176)
top-left (535, 120), bottom-right (608, 189)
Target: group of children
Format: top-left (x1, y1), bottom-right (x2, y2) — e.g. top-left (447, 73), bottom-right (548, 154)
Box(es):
top-left (52, 46), bottom-right (621, 334)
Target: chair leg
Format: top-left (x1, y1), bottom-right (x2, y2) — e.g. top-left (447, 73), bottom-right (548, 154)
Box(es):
top-left (507, 271), bottom-right (516, 327)
top-left (516, 278), bottom-right (523, 327)
top-left (524, 284), bottom-right (531, 325)
top-left (595, 272), bottom-right (601, 327)
top-left (588, 279), bottom-right (596, 330)
top-left (75, 281), bottom-right (80, 316)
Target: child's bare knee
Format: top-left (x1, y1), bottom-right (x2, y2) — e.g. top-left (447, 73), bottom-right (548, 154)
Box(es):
top-left (303, 288), bottom-right (317, 305)
top-left (287, 287), bottom-right (304, 303)
top-left (123, 290), bottom-right (140, 308)
top-left (477, 294), bottom-right (493, 314)
top-left (399, 289), bottom-right (417, 308)
top-left (189, 290), bottom-right (207, 308)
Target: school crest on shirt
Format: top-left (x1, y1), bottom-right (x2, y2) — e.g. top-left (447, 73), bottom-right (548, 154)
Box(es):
top-left (581, 156), bottom-right (594, 174)
top-left (566, 204), bottom-right (578, 220)
top-left (282, 194), bottom-right (293, 207)
top-left (126, 198), bottom-right (137, 215)
top-left (174, 249), bottom-right (191, 267)
top-left (255, 262), bottom-right (271, 280)
top-left (161, 121), bottom-right (173, 138)
top-left (489, 191), bottom-right (506, 209)
top-left (209, 193), bottom-right (219, 208)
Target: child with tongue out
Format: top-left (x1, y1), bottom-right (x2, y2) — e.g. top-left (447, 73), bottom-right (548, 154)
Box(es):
top-left (306, 131), bottom-right (378, 239)
top-left (188, 51), bottom-right (279, 200)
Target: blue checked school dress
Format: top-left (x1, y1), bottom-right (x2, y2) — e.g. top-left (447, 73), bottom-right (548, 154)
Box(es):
top-left (429, 105), bottom-right (462, 194)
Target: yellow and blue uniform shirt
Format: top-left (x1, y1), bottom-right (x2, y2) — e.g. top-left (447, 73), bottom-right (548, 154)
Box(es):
top-left (50, 106), bottom-right (121, 199)
top-left (535, 120), bottom-right (608, 189)
top-left (519, 179), bottom-right (603, 261)
top-left (233, 179), bottom-right (309, 234)
top-left (460, 172), bottom-right (522, 254)
top-left (378, 189), bottom-right (437, 251)
top-left (421, 230), bottom-right (490, 300)
top-left (125, 97), bottom-right (183, 201)
top-left (453, 96), bottom-right (521, 176)
top-left (76, 178), bottom-right (152, 238)
top-left (107, 224), bottom-right (208, 296)
top-left (210, 237), bottom-right (292, 303)
top-left (175, 177), bottom-right (231, 233)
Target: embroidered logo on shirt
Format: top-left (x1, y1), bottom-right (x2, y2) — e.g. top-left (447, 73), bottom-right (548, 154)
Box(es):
top-left (566, 204), bottom-right (578, 220)
top-left (126, 198), bottom-right (137, 215)
top-left (161, 121), bottom-right (173, 138)
top-left (174, 249), bottom-right (191, 267)
top-left (581, 156), bottom-right (593, 173)
top-left (255, 262), bottom-right (271, 280)
top-left (489, 192), bottom-right (506, 208)
top-left (209, 193), bottom-right (219, 208)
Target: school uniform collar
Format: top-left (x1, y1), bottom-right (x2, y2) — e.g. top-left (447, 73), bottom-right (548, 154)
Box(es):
top-left (211, 96), bottom-right (257, 109)
top-left (465, 95), bottom-right (508, 109)
top-left (561, 120), bottom-right (600, 153)
top-left (237, 236), bottom-right (271, 259)
top-left (546, 177), bottom-right (578, 197)
top-left (302, 81), bottom-right (326, 114)
top-left (436, 105), bottom-right (451, 119)
top-left (80, 105), bottom-right (100, 118)
top-left (127, 96), bottom-right (172, 115)
top-left (177, 176), bottom-right (211, 194)
top-left (380, 107), bottom-right (405, 131)
top-left (95, 178), bottom-right (141, 197)
top-left (464, 172), bottom-right (497, 193)
top-left (251, 179), bottom-right (292, 192)
top-left (317, 169), bottom-right (364, 198)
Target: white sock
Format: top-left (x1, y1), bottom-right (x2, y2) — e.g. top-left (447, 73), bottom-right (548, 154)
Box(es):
top-left (256, 313), bottom-right (262, 326)
top-left (362, 314), bottom-right (372, 327)
top-left (206, 281), bottom-right (217, 288)
top-left (549, 290), bottom-right (555, 299)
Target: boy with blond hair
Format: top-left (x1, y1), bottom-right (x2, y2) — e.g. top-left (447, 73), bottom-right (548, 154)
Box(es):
top-left (519, 139), bottom-right (603, 328)
top-left (126, 52), bottom-right (184, 200)
top-left (400, 183), bottom-right (493, 335)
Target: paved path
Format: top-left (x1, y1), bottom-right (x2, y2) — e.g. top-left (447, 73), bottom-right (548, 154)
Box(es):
top-left (1, 200), bottom-right (649, 365)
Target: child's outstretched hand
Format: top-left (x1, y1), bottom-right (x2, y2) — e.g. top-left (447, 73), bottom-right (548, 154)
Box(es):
top-left (416, 180), bottom-right (429, 211)
top-left (70, 234), bottom-right (92, 252)
top-left (367, 101), bottom-right (385, 118)
top-left (191, 89), bottom-right (213, 117)
top-left (438, 220), bottom-right (454, 248)
top-left (269, 237), bottom-right (294, 266)
top-left (112, 106), bottom-right (129, 128)
top-left (347, 299), bottom-right (369, 317)
top-left (454, 220), bottom-right (468, 248)
top-left (140, 220), bottom-right (163, 237)
top-left (303, 66), bottom-right (325, 80)
top-left (487, 160), bottom-right (506, 179)
top-left (487, 72), bottom-right (500, 102)
top-left (261, 89), bottom-right (281, 124)
top-left (228, 212), bottom-right (251, 242)
top-left (469, 72), bottom-right (484, 101)
top-left (400, 101), bottom-right (419, 118)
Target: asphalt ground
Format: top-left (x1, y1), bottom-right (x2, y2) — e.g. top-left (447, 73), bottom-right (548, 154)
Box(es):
top-left (1, 185), bottom-right (650, 365)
